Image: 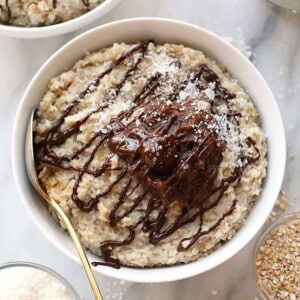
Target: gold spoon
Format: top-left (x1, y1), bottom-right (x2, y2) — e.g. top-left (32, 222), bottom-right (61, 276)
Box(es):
top-left (25, 110), bottom-right (103, 300)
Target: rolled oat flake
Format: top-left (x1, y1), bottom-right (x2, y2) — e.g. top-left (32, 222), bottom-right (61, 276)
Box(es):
top-left (256, 219), bottom-right (300, 299)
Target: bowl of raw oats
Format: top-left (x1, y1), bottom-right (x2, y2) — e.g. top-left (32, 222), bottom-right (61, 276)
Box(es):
top-left (254, 212), bottom-right (300, 299)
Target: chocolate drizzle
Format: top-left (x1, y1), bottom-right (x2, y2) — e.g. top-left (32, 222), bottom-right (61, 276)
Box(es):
top-left (34, 41), bottom-right (261, 268)
top-left (5, 0), bottom-right (10, 22)
top-left (0, 0), bottom-right (11, 24)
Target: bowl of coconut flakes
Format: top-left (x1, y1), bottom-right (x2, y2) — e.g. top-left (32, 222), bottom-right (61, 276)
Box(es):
top-left (0, 261), bottom-right (80, 300)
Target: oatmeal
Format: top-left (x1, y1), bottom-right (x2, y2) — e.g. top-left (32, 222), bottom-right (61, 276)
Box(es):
top-left (0, 0), bottom-right (105, 27)
top-left (34, 41), bottom-right (267, 268)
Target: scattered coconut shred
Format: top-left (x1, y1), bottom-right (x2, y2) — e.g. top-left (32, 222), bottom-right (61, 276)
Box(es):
top-left (0, 266), bottom-right (77, 300)
top-left (256, 220), bottom-right (300, 300)
top-left (223, 27), bottom-right (253, 61)
top-left (104, 280), bottom-right (133, 300)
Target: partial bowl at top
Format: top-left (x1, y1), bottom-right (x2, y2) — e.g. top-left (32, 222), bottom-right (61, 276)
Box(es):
top-left (12, 18), bottom-right (286, 283)
top-left (0, 0), bottom-right (121, 38)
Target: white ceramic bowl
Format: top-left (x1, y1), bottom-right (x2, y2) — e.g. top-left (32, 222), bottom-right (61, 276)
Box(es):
top-left (0, 0), bottom-right (121, 39)
top-left (12, 18), bottom-right (286, 283)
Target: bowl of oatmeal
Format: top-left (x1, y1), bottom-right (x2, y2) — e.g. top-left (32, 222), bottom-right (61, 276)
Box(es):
top-left (12, 18), bottom-right (286, 282)
top-left (0, 0), bottom-right (121, 38)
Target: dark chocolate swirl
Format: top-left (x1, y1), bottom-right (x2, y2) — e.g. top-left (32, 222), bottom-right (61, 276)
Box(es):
top-left (0, 0), bottom-right (11, 24)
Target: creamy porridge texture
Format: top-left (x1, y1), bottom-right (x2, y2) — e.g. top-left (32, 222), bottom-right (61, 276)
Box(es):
top-left (0, 0), bottom-right (104, 26)
top-left (34, 41), bottom-right (267, 268)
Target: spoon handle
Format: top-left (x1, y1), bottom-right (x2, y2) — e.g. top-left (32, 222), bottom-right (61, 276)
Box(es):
top-left (50, 198), bottom-right (103, 300)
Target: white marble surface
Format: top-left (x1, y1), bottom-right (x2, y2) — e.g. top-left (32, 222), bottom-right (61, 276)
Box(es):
top-left (0, 0), bottom-right (300, 299)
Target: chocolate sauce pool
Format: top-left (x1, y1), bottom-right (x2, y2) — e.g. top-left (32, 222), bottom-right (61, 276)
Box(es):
top-left (35, 41), bottom-right (260, 268)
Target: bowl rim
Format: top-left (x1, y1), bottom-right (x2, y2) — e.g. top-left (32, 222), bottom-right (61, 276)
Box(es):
top-left (0, 261), bottom-right (80, 299)
top-left (11, 17), bottom-right (286, 283)
top-left (0, 0), bottom-right (122, 38)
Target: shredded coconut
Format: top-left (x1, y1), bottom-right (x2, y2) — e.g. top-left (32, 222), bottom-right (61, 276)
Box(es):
top-left (204, 87), bottom-right (215, 100)
top-left (148, 52), bottom-right (178, 76)
top-left (104, 280), bottom-right (131, 300)
top-left (0, 266), bottom-right (77, 300)
top-left (223, 27), bottom-right (253, 60)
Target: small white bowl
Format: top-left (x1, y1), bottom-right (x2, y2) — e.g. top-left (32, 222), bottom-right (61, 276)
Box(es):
top-left (252, 212), bottom-right (300, 299)
top-left (12, 18), bottom-right (286, 283)
top-left (0, 0), bottom-right (121, 39)
top-left (0, 261), bottom-right (80, 299)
